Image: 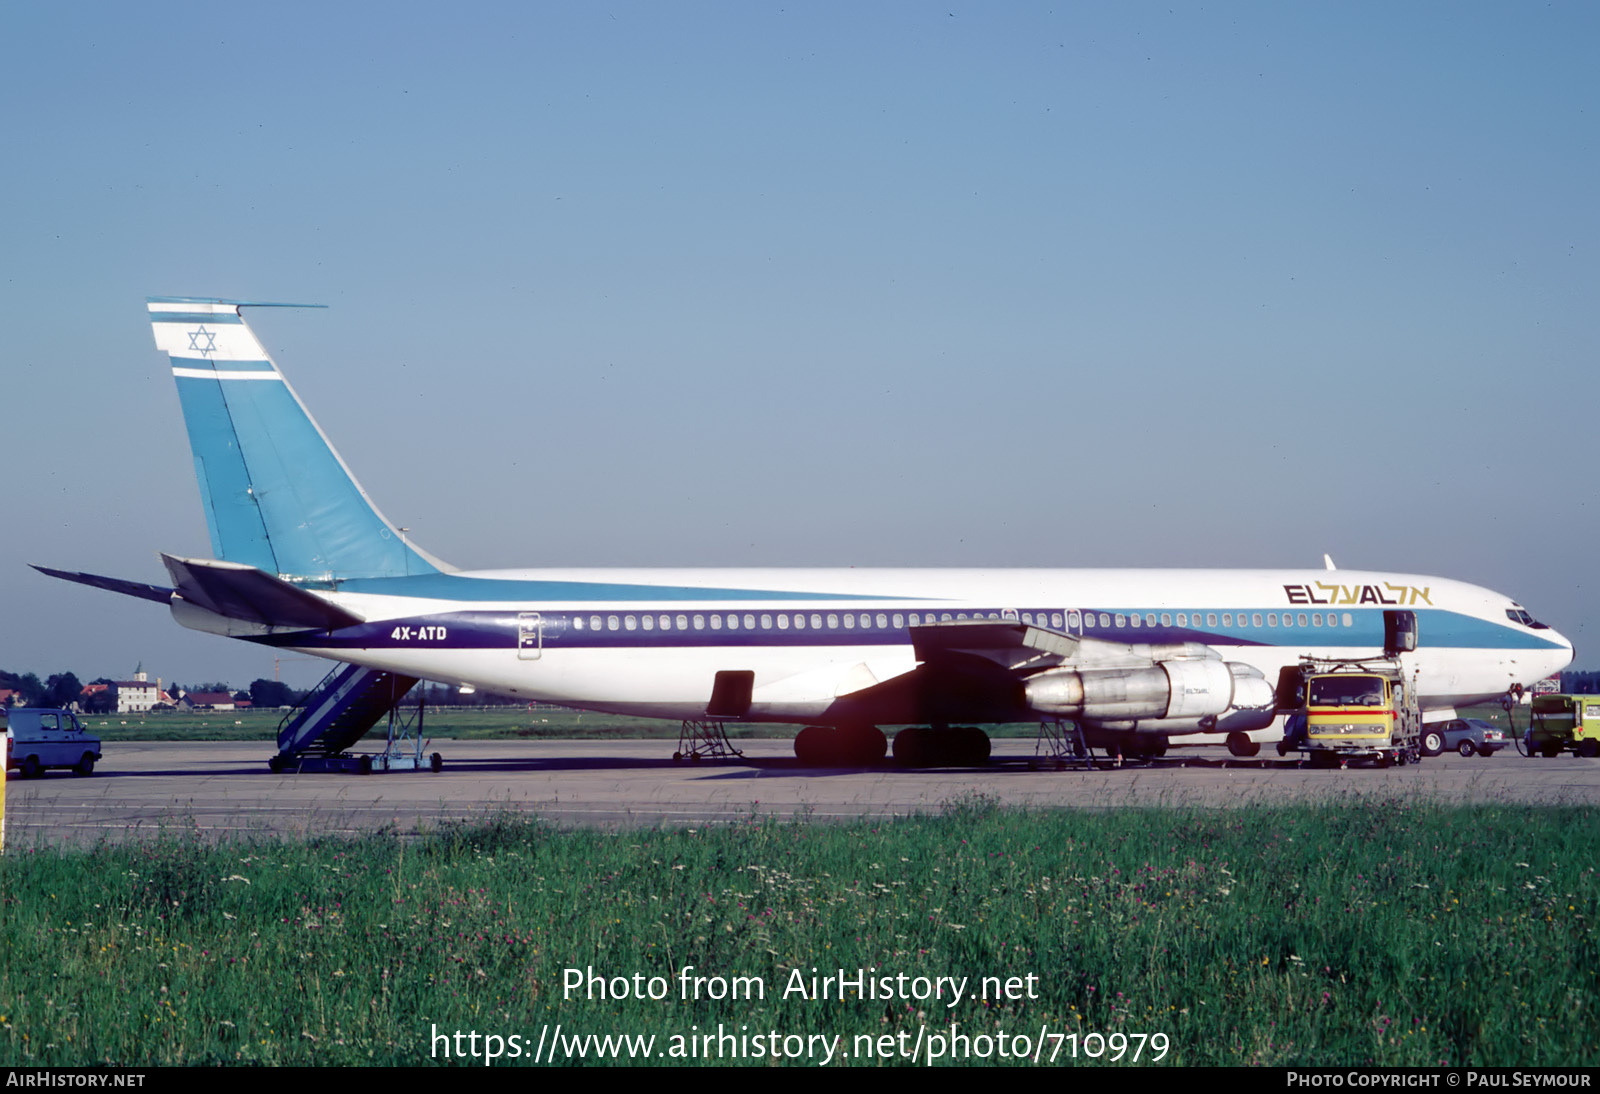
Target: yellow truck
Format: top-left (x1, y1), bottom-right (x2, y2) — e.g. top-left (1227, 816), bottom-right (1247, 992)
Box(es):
top-left (1524, 694), bottom-right (1600, 758)
top-left (1277, 657), bottom-right (1422, 767)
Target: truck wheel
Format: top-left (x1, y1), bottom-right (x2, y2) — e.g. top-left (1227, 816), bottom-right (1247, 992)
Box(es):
top-left (1458, 740), bottom-right (1477, 758)
top-left (1422, 730), bottom-right (1444, 757)
top-left (74, 753), bottom-right (96, 776)
top-left (1578, 740), bottom-right (1599, 759)
top-left (20, 755), bottom-right (41, 779)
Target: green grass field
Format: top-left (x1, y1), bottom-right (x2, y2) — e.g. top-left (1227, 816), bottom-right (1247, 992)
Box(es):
top-left (1, 800), bottom-right (1594, 1067)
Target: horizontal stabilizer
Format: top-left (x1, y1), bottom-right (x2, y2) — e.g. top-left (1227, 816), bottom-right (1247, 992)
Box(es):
top-left (31, 564), bottom-right (175, 605)
top-left (160, 554), bottom-right (363, 631)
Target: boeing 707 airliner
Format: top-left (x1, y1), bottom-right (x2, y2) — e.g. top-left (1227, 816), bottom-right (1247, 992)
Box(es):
top-left (35, 298), bottom-right (1573, 767)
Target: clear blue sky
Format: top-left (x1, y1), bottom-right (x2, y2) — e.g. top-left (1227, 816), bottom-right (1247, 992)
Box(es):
top-left (2, 2), bottom-right (1595, 689)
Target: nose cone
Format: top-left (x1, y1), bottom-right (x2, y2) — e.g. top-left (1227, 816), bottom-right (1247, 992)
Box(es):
top-left (1537, 625), bottom-right (1575, 684)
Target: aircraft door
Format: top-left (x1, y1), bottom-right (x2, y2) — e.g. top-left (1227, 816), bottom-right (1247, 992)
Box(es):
top-left (1383, 610), bottom-right (1417, 656)
top-left (517, 612), bottom-right (543, 660)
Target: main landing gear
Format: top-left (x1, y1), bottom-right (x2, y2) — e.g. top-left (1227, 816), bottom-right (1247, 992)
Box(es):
top-left (789, 724), bottom-right (994, 767)
top-left (793, 725), bottom-right (888, 766)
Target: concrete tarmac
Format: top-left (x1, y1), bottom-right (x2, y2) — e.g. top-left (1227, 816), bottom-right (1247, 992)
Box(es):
top-left (4, 739), bottom-right (1597, 846)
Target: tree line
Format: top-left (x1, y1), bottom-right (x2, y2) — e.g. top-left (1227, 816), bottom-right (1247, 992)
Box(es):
top-left (2, 669), bottom-right (518, 710)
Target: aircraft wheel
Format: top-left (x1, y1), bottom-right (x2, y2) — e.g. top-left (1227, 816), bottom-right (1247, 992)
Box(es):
top-left (794, 726), bottom-right (834, 766)
top-left (958, 727), bottom-right (992, 765)
top-left (1459, 740), bottom-right (1477, 758)
top-left (1226, 733), bottom-right (1260, 758)
top-left (892, 727), bottom-right (928, 767)
top-left (672, 751), bottom-right (683, 763)
top-left (73, 753), bottom-right (95, 776)
top-left (845, 725), bottom-right (888, 765)
top-left (431, 752), bottom-right (444, 772)
top-left (1421, 730), bottom-right (1444, 757)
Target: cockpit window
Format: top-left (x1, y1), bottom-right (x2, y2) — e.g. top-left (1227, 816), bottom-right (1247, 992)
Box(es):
top-left (1506, 608), bottom-right (1547, 628)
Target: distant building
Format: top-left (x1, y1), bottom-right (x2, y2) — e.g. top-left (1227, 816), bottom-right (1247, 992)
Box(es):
top-left (110, 672), bottom-right (161, 713)
top-left (183, 691), bottom-right (238, 711)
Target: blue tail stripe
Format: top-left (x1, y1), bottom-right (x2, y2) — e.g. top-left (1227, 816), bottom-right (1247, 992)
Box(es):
top-left (151, 312), bottom-right (246, 326)
top-left (217, 376), bottom-right (434, 579)
top-left (174, 375), bottom-right (278, 571)
top-left (170, 357), bottom-right (276, 372)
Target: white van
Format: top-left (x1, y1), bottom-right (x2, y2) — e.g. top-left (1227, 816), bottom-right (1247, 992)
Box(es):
top-left (3, 708), bottom-right (102, 777)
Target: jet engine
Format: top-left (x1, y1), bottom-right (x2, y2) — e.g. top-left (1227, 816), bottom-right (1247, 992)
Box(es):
top-left (1023, 657), bottom-right (1271, 729)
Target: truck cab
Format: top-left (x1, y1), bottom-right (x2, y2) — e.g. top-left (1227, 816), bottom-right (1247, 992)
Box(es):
top-left (3, 708), bottom-right (102, 777)
top-left (1279, 658), bottom-right (1421, 767)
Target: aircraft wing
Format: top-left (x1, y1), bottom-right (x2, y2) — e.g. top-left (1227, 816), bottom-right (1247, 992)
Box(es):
top-left (909, 619), bottom-right (1078, 673)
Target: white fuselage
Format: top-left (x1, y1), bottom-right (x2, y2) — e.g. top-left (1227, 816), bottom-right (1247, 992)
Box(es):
top-left (221, 566), bottom-right (1571, 730)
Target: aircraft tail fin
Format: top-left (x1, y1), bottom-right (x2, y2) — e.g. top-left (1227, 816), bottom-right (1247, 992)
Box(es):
top-left (148, 297), bottom-right (449, 581)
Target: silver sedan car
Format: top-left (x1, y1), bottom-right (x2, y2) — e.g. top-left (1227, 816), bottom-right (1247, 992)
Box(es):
top-left (1421, 718), bottom-right (1511, 757)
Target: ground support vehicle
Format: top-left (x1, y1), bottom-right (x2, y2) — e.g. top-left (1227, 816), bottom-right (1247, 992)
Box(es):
top-left (1276, 657), bottom-right (1421, 768)
top-left (1522, 694), bottom-right (1600, 758)
top-left (2, 708), bottom-right (102, 777)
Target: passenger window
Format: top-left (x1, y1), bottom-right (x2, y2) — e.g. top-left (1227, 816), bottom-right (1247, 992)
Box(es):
top-left (573, 615), bottom-right (585, 630)
top-left (1130, 614), bottom-right (1142, 628)
top-left (779, 614), bottom-right (790, 629)
top-left (712, 614), bottom-right (724, 630)
top-left (607, 615), bottom-right (619, 631)
top-left (1161, 613), bottom-right (1172, 627)
top-left (625, 615), bottom-right (637, 630)
top-left (811, 614), bottom-right (822, 629)
top-left (1267, 614), bottom-right (1277, 627)
top-left (828, 614), bottom-right (839, 628)
top-left (1114, 614), bottom-right (1126, 627)
top-left (744, 614), bottom-right (756, 630)
top-left (1252, 613), bottom-right (1263, 627)
top-left (1207, 613), bottom-right (1217, 626)
top-left (1312, 613), bottom-right (1322, 627)
top-left (676, 614), bottom-right (688, 630)
top-left (1342, 613), bottom-right (1353, 627)
top-left (1177, 613), bottom-right (1187, 627)
top-left (1062, 613), bottom-right (1074, 629)
top-left (1298, 613), bottom-right (1308, 627)
top-left (693, 614), bottom-right (705, 630)
top-left (844, 614), bottom-right (856, 629)
top-left (892, 613), bottom-right (903, 628)
top-left (761, 614), bottom-right (772, 629)
top-left (1222, 613), bottom-right (1232, 626)
top-left (642, 615), bottom-right (654, 630)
